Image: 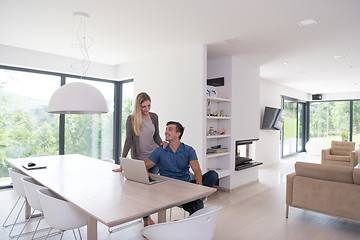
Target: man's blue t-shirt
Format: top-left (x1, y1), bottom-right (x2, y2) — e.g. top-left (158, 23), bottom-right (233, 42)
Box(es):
top-left (148, 143), bottom-right (198, 182)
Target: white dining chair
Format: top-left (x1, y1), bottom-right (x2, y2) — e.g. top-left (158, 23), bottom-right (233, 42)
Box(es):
top-left (19, 177), bottom-right (50, 239)
top-left (141, 206), bottom-right (221, 240)
top-left (37, 188), bottom-right (88, 240)
top-left (4, 168), bottom-right (28, 238)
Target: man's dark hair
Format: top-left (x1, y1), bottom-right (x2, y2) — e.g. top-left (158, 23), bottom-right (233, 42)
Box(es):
top-left (166, 121), bottom-right (185, 140)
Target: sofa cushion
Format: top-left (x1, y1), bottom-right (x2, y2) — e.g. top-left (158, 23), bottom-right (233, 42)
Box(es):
top-left (353, 168), bottom-right (360, 185)
top-left (292, 176), bottom-right (360, 221)
top-left (326, 155), bottom-right (350, 162)
top-left (330, 141), bottom-right (355, 156)
top-left (295, 162), bottom-right (353, 184)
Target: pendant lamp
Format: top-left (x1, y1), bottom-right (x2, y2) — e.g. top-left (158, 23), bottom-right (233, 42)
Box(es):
top-left (48, 82), bottom-right (108, 114)
top-left (48, 12), bottom-right (107, 114)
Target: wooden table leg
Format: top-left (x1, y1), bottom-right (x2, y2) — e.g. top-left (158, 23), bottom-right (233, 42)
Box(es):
top-left (87, 215), bottom-right (97, 240)
top-left (158, 209), bottom-right (166, 223)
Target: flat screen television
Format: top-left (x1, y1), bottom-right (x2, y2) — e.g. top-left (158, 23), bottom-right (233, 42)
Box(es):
top-left (261, 106), bottom-right (284, 130)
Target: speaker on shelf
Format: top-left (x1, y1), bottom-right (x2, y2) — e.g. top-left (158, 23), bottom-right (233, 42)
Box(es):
top-left (312, 94), bottom-right (322, 100)
top-left (207, 77), bottom-right (224, 87)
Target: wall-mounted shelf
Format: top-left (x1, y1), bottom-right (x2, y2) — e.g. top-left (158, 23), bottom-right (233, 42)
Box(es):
top-left (206, 152), bottom-right (230, 159)
top-left (207, 97), bottom-right (231, 102)
top-left (207, 116), bottom-right (231, 120)
top-left (206, 134), bottom-right (231, 139)
top-left (209, 169), bottom-right (231, 179)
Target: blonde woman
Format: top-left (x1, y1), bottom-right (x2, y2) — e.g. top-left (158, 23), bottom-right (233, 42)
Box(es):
top-left (113, 92), bottom-right (165, 226)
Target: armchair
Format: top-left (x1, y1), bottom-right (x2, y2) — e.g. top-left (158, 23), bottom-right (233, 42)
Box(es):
top-left (321, 141), bottom-right (358, 167)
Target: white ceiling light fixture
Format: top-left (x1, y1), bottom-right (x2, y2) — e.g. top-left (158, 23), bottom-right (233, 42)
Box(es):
top-left (71, 12), bottom-right (92, 76)
top-left (297, 18), bottom-right (317, 27)
top-left (48, 82), bottom-right (108, 114)
top-left (48, 12), bottom-right (108, 114)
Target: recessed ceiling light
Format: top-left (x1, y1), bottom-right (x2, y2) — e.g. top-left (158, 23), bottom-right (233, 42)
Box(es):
top-left (298, 19), bottom-right (317, 27)
top-left (333, 54), bottom-right (347, 59)
top-left (279, 62), bottom-right (288, 66)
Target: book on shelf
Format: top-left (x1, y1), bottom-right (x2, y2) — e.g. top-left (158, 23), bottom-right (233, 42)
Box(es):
top-left (207, 148), bottom-right (228, 154)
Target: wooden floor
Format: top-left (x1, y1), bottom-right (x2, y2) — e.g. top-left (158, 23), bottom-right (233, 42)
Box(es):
top-left (2, 153), bottom-right (360, 239)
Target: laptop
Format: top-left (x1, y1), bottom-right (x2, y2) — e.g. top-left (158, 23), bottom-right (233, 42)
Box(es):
top-left (120, 158), bottom-right (165, 185)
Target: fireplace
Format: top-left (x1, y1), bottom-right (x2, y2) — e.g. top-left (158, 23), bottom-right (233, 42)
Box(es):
top-left (235, 139), bottom-right (262, 170)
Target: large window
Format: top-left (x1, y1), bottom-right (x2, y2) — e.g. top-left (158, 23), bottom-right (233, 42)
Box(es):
top-left (65, 78), bottom-right (114, 159)
top-left (0, 66), bottom-right (132, 188)
top-left (353, 101), bottom-right (360, 146)
top-left (0, 69), bottom-right (60, 186)
top-left (121, 82), bottom-right (134, 156)
top-left (309, 101), bottom-right (353, 148)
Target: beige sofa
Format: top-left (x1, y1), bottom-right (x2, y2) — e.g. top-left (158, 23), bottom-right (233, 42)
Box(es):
top-left (286, 162), bottom-right (360, 221)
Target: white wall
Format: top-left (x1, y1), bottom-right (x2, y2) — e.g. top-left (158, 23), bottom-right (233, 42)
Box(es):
top-left (321, 91), bottom-right (360, 101)
top-left (0, 44), bottom-right (117, 80)
top-left (257, 79), bottom-right (310, 164)
top-left (116, 45), bottom-right (207, 168)
top-left (230, 57), bottom-right (260, 189)
top-left (231, 57), bottom-right (260, 141)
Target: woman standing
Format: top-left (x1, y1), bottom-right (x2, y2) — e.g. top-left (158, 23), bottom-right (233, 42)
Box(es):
top-left (113, 92), bottom-right (164, 226)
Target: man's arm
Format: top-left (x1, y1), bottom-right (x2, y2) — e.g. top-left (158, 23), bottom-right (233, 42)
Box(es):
top-left (189, 159), bottom-right (202, 184)
top-left (145, 158), bottom-right (156, 179)
top-left (145, 158), bottom-right (156, 170)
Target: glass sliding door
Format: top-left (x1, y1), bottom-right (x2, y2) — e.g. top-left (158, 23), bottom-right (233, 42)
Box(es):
top-left (0, 69), bottom-right (60, 187)
top-left (281, 97), bottom-right (305, 158)
top-left (352, 101), bottom-right (360, 149)
top-left (282, 100), bottom-right (298, 156)
top-left (309, 101), bottom-right (350, 148)
top-left (64, 78), bottom-right (114, 160)
top-left (297, 103), bottom-right (305, 152)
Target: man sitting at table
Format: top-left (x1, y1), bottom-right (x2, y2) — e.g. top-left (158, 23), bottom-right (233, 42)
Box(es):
top-left (145, 121), bottom-right (218, 215)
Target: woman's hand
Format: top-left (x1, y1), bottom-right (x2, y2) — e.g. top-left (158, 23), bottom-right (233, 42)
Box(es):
top-left (160, 141), bottom-right (169, 149)
top-left (112, 165), bottom-right (123, 172)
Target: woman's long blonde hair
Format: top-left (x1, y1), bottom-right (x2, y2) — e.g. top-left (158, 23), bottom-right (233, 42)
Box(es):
top-left (132, 92), bottom-right (151, 136)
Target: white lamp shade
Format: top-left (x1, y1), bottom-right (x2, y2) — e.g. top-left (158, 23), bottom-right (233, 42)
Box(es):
top-left (48, 82), bottom-right (108, 114)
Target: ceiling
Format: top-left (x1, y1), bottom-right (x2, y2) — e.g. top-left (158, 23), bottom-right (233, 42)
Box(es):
top-left (1, 0), bottom-right (359, 94)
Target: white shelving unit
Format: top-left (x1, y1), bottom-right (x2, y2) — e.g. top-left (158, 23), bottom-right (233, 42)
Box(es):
top-left (206, 87), bottom-right (232, 183)
top-left (206, 56), bottom-right (260, 190)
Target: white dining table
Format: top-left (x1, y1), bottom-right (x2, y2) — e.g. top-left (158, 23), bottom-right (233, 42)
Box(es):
top-left (6, 154), bottom-right (217, 240)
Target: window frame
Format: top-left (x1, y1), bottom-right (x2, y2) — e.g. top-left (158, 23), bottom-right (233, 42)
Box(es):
top-left (0, 64), bottom-right (132, 189)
